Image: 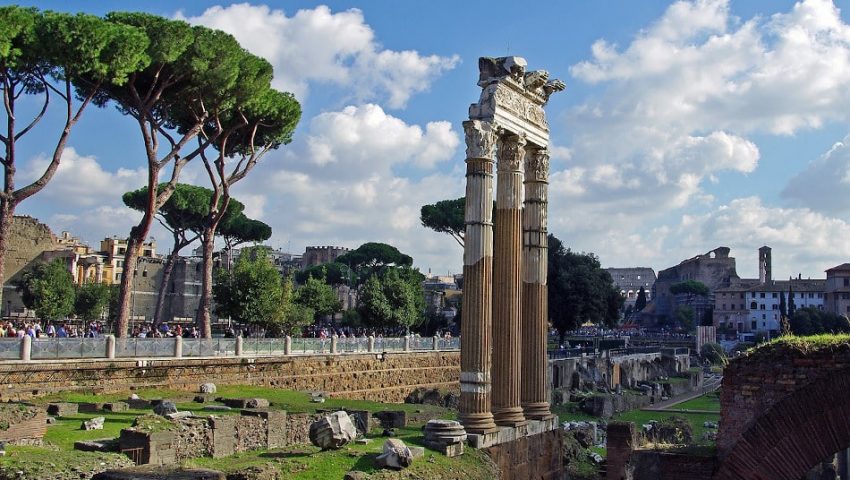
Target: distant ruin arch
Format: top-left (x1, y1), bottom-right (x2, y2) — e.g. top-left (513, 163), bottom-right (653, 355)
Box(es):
top-left (715, 369), bottom-right (850, 479)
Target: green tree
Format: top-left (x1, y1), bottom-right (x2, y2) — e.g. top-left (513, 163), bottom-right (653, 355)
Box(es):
top-left (74, 282), bottom-right (111, 322)
top-left (357, 274), bottom-right (392, 327)
top-left (0, 8), bottom-right (148, 308)
top-left (382, 268), bottom-right (422, 332)
top-left (91, 13), bottom-right (281, 337)
top-left (674, 305), bottom-right (696, 333)
top-left (700, 342), bottom-right (728, 366)
top-left (635, 286), bottom-right (647, 311)
top-left (420, 197), bottom-right (465, 247)
top-left (275, 276), bottom-right (313, 336)
top-left (123, 183), bottom-right (243, 324)
top-left (213, 247), bottom-right (281, 329)
top-left (789, 306), bottom-right (850, 335)
top-left (547, 234), bottom-right (622, 344)
top-left (219, 214), bottom-right (272, 252)
top-left (669, 280), bottom-right (710, 328)
top-left (336, 242), bottom-right (413, 284)
top-left (295, 262), bottom-right (353, 286)
top-left (15, 259), bottom-right (75, 321)
top-left (294, 276), bottom-right (341, 324)
top-left (779, 290), bottom-right (787, 319)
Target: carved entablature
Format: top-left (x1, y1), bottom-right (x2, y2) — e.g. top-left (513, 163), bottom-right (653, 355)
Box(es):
top-left (498, 134), bottom-right (527, 172)
top-left (468, 56), bottom-right (564, 149)
top-left (463, 120), bottom-right (500, 160)
top-left (525, 148), bottom-right (550, 182)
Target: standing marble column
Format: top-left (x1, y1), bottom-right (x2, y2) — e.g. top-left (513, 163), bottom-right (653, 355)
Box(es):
top-left (492, 133), bottom-right (527, 427)
top-left (521, 148), bottom-right (553, 419)
top-left (458, 120), bottom-right (499, 434)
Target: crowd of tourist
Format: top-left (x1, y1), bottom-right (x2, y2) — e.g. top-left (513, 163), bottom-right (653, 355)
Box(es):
top-left (0, 320), bottom-right (105, 338)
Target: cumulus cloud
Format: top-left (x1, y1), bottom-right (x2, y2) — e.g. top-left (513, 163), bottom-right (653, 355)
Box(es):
top-left (671, 197), bottom-right (850, 278)
top-left (550, 0), bottom-right (850, 256)
top-left (178, 3), bottom-right (459, 107)
top-left (295, 104), bottom-right (459, 177)
top-left (782, 134), bottom-right (850, 215)
top-left (22, 148), bottom-right (147, 208)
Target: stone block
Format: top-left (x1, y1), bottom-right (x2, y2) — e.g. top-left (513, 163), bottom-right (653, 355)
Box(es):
top-left (199, 383), bottom-right (217, 394)
top-left (209, 416), bottom-right (237, 458)
top-left (104, 402), bottom-right (129, 412)
top-left (374, 410), bottom-right (407, 428)
top-left (82, 417), bottom-right (105, 430)
top-left (347, 410), bottom-right (371, 436)
top-left (309, 411), bottom-right (357, 450)
top-left (127, 398), bottom-right (152, 409)
top-left (409, 446), bottom-right (425, 459)
top-left (222, 398), bottom-right (269, 409)
top-left (79, 402), bottom-right (105, 413)
top-left (153, 401), bottom-right (178, 417)
top-left (47, 402), bottom-right (78, 417)
top-left (74, 438), bottom-right (119, 452)
top-left (165, 411), bottom-right (192, 420)
top-left (375, 438), bottom-right (414, 470)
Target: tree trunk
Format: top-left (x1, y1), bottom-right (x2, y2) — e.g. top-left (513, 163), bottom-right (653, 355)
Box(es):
top-left (115, 235), bottom-right (141, 337)
top-left (195, 230), bottom-right (215, 338)
top-left (0, 201), bottom-right (14, 314)
top-left (154, 238), bottom-right (181, 325)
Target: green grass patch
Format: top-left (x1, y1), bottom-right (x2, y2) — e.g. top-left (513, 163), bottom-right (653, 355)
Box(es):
top-left (0, 445), bottom-right (133, 480)
top-left (186, 425), bottom-right (496, 479)
top-left (551, 402), bottom-right (600, 423)
top-left (672, 391), bottom-right (720, 412)
top-left (749, 334), bottom-right (850, 356)
top-left (613, 410), bottom-right (719, 445)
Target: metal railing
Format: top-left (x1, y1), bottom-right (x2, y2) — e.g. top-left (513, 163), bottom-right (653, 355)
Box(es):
top-left (7, 334), bottom-right (461, 362)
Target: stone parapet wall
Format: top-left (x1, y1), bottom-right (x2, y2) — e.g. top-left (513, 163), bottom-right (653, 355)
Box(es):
top-left (0, 351), bottom-right (460, 402)
top-left (484, 428), bottom-right (564, 480)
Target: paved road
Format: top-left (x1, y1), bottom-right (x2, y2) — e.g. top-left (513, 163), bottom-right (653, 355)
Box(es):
top-left (641, 374), bottom-right (723, 412)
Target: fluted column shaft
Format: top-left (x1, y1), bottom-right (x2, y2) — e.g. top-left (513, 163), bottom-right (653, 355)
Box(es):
top-left (521, 148), bottom-right (553, 419)
top-left (459, 120), bottom-right (498, 434)
top-left (492, 133), bottom-right (527, 427)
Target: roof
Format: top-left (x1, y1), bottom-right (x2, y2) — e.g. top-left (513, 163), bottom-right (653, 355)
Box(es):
top-left (715, 279), bottom-right (826, 293)
top-left (826, 263), bottom-right (850, 273)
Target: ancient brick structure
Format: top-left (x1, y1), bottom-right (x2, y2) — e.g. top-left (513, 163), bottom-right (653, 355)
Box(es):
top-left (716, 342), bottom-right (850, 480)
top-left (484, 428), bottom-right (564, 480)
top-left (0, 351), bottom-right (459, 402)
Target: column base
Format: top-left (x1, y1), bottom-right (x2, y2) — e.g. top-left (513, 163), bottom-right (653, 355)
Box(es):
top-left (459, 412), bottom-right (500, 435)
top-left (493, 406), bottom-right (528, 427)
top-left (522, 402), bottom-right (554, 421)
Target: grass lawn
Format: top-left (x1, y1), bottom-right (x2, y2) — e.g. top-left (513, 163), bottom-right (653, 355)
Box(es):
top-left (672, 391), bottom-right (721, 412)
top-left (551, 403), bottom-right (600, 424)
top-left (6, 386), bottom-right (490, 479)
top-left (613, 410), bottom-right (720, 445)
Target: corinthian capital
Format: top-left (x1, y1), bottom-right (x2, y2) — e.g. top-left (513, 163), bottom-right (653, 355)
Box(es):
top-left (498, 133), bottom-right (526, 172)
top-left (525, 148), bottom-right (550, 182)
top-left (463, 120), bottom-right (499, 160)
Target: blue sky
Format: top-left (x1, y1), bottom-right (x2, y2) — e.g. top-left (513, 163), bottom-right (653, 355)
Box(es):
top-left (11, 0), bottom-right (850, 280)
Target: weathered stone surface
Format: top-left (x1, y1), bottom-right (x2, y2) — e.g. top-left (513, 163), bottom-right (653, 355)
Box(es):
top-left (74, 438), bottom-right (119, 452)
top-left (83, 417), bottom-right (105, 430)
top-left (374, 410), bottom-right (406, 428)
top-left (423, 419), bottom-right (467, 451)
top-left (79, 402), bottom-right (106, 413)
top-left (0, 352), bottom-right (460, 405)
top-left (309, 411), bottom-right (357, 450)
top-left (343, 471), bottom-right (369, 480)
top-left (154, 401), bottom-right (178, 417)
top-left (104, 402), bottom-right (129, 412)
top-left (47, 402), bottom-right (78, 417)
top-left (199, 383), bottom-right (217, 394)
top-left (375, 438), bottom-right (414, 470)
top-left (166, 411), bottom-right (193, 420)
top-left (245, 398), bottom-right (269, 409)
top-left (409, 446), bottom-right (425, 459)
top-left (203, 405), bottom-right (232, 412)
top-left (92, 466), bottom-right (226, 480)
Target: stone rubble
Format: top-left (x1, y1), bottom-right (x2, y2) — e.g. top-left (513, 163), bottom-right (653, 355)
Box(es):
top-left (83, 417), bottom-right (105, 431)
top-left (153, 400), bottom-right (178, 417)
top-left (199, 383), bottom-right (217, 394)
top-left (375, 438), bottom-right (414, 470)
top-left (308, 411), bottom-right (357, 450)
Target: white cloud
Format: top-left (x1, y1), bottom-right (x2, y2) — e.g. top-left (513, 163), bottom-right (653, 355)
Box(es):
top-left (22, 148), bottom-right (147, 208)
top-left (178, 3), bottom-right (459, 107)
top-left (782, 133), bottom-right (850, 215)
top-left (296, 104), bottom-right (459, 178)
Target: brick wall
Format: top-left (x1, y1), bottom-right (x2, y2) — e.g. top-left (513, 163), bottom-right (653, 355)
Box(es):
top-left (0, 351), bottom-right (460, 403)
top-left (484, 429), bottom-right (564, 480)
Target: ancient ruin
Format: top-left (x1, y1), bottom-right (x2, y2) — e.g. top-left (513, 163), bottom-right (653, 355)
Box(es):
top-left (459, 56), bottom-right (564, 438)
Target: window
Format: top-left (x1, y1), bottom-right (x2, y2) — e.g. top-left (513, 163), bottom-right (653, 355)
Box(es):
top-left (740, 293), bottom-right (745, 299)
top-left (818, 293), bottom-right (823, 298)
top-left (731, 304), bottom-right (736, 310)
top-left (116, 273), bottom-right (121, 280)
top-left (751, 321), bottom-right (757, 329)
top-left (722, 304), bottom-right (726, 310)
top-left (142, 270), bottom-right (148, 277)
top-left (843, 294), bottom-right (850, 300)
top-left (772, 293), bottom-right (777, 298)
top-left (845, 278), bottom-right (849, 287)
top-left (751, 292), bottom-right (756, 298)
top-left (118, 248), bottom-right (126, 255)
top-left (741, 304), bottom-right (745, 310)
top-left (772, 304), bottom-right (778, 310)
top-left (760, 304), bottom-right (766, 310)
top-left (762, 314), bottom-right (766, 319)
top-left (760, 292), bottom-right (765, 298)
top-left (750, 301), bottom-right (758, 309)
top-left (809, 293), bottom-right (814, 298)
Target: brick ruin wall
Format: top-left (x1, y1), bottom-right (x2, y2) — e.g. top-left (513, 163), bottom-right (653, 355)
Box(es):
top-left (718, 343), bottom-right (850, 458)
top-left (2, 216), bottom-right (58, 313)
top-left (0, 351), bottom-right (460, 403)
top-left (484, 428), bottom-right (565, 480)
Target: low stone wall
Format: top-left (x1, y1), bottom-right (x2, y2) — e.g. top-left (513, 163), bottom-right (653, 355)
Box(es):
top-left (0, 406), bottom-right (46, 444)
top-left (0, 351), bottom-right (460, 403)
top-left (484, 428), bottom-right (564, 480)
top-left (606, 422), bottom-right (716, 480)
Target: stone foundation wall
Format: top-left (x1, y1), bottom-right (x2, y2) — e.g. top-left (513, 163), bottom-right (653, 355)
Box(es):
top-left (0, 351), bottom-right (460, 403)
top-left (484, 428), bottom-right (565, 480)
